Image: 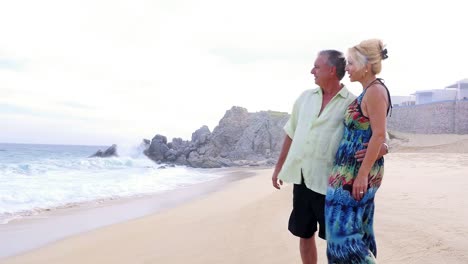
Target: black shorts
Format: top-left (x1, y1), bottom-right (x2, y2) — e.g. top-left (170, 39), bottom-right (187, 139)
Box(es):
top-left (288, 178), bottom-right (326, 240)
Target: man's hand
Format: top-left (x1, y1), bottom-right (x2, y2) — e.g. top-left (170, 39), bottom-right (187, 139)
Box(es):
top-left (354, 142), bottom-right (388, 162)
top-left (271, 135), bottom-right (291, 190)
top-left (272, 172), bottom-right (283, 190)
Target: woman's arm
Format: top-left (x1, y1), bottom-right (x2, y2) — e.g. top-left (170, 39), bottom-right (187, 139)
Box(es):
top-left (352, 84), bottom-right (389, 200)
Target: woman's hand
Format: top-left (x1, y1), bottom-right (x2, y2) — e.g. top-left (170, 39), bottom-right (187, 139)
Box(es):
top-left (352, 172), bottom-right (368, 201)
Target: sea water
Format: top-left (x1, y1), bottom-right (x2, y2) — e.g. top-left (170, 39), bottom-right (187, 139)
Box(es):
top-left (0, 143), bottom-right (222, 224)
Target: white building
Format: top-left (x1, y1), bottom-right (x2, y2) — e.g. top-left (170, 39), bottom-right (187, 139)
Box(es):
top-left (413, 78), bottom-right (468, 104)
top-left (414, 89), bottom-right (457, 104)
top-left (445, 78), bottom-right (468, 100)
top-left (391, 95), bottom-right (415, 106)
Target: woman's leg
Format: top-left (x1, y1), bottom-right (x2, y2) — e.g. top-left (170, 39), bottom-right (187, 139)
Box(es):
top-left (325, 187), bottom-right (377, 264)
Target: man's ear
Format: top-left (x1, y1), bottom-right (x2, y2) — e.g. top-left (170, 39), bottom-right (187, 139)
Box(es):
top-left (330, 66), bottom-right (337, 76)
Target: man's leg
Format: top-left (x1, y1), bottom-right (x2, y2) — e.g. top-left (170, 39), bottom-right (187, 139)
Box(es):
top-left (300, 235), bottom-right (318, 264)
top-left (288, 178), bottom-right (324, 264)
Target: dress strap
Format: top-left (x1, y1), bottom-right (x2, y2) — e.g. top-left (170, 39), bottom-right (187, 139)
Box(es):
top-left (364, 78), bottom-right (382, 90)
top-left (365, 78), bottom-right (393, 117)
top-left (377, 78), bottom-right (393, 117)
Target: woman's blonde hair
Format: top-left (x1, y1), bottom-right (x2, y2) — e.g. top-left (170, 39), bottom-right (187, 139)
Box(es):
top-left (348, 39), bottom-right (387, 75)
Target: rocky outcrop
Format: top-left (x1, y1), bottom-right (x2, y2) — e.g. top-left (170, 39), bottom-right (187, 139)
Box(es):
top-left (90, 144), bottom-right (118, 158)
top-left (205, 107), bottom-right (288, 161)
top-left (145, 135), bottom-right (170, 162)
top-left (140, 139), bottom-right (151, 153)
top-left (144, 106), bottom-right (289, 168)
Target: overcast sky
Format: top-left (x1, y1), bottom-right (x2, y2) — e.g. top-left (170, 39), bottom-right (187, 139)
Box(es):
top-left (1, 0), bottom-right (466, 145)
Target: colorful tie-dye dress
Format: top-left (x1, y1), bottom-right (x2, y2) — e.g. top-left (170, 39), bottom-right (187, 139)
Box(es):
top-left (325, 79), bottom-right (390, 264)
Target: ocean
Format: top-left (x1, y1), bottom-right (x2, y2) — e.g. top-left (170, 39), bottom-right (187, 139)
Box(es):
top-left (0, 143), bottom-right (224, 224)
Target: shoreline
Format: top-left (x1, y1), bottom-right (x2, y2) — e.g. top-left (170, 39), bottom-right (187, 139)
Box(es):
top-left (1, 152), bottom-right (468, 263)
top-left (0, 166), bottom-right (265, 259)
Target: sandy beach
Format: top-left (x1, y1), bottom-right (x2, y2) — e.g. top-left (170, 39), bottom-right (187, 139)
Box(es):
top-left (1, 133), bottom-right (468, 264)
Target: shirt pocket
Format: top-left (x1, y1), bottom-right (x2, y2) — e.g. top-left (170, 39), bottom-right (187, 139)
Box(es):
top-left (318, 136), bottom-right (331, 157)
top-left (318, 127), bottom-right (341, 158)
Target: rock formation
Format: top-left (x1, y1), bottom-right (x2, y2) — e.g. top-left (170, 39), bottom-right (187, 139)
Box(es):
top-left (144, 106), bottom-right (289, 168)
top-left (90, 106), bottom-right (290, 168)
top-left (90, 144), bottom-right (118, 158)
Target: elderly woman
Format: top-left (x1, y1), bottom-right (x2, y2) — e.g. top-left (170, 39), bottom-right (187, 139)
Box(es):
top-left (325, 39), bottom-right (391, 264)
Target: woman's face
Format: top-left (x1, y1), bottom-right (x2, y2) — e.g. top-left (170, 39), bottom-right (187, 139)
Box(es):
top-left (345, 56), bottom-right (364, 82)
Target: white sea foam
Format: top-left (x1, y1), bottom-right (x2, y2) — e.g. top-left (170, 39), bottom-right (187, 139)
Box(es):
top-left (0, 143), bottom-right (222, 224)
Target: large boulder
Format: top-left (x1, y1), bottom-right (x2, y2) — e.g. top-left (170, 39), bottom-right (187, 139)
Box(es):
top-left (187, 151), bottom-right (223, 168)
top-left (204, 107), bottom-right (289, 161)
top-left (145, 135), bottom-right (169, 162)
top-left (164, 149), bottom-right (178, 162)
top-left (168, 137), bottom-right (190, 151)
top-left (138, 139), bottom-right (151, 154)
top-left (90, 144), bottom-right (118, 158)
top-left (205, 106), bottom-right (251, 158)
top-left (191, 125), bottom-right (211, 146)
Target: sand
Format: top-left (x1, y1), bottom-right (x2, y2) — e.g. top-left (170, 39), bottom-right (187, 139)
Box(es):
top-left (1, 133), bottom-right (467, 264)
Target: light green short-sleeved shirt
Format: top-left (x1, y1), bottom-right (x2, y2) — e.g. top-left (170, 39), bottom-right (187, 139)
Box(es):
top-left (278, 86), bottom-right (356, 195)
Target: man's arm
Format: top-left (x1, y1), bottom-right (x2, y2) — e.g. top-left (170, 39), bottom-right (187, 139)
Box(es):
top-left (272, 135), bottom-right (292, 190)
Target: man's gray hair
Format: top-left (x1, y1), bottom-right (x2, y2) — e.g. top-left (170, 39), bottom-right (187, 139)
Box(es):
top-left (319, 50), bottom-right (346, 80)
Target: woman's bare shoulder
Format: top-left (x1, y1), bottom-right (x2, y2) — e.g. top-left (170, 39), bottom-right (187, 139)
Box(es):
top-left (365, 83), bottom-right (389, 101)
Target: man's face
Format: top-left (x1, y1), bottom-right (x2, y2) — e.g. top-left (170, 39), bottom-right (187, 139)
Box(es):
top-left (310, 55), bottom-right (333, 86)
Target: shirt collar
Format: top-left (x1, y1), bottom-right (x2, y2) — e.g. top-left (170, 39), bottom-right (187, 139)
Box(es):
top-left (313, 84), bottom-right (349, 98)
top-left (337, 85), bottom-right (350, 98)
